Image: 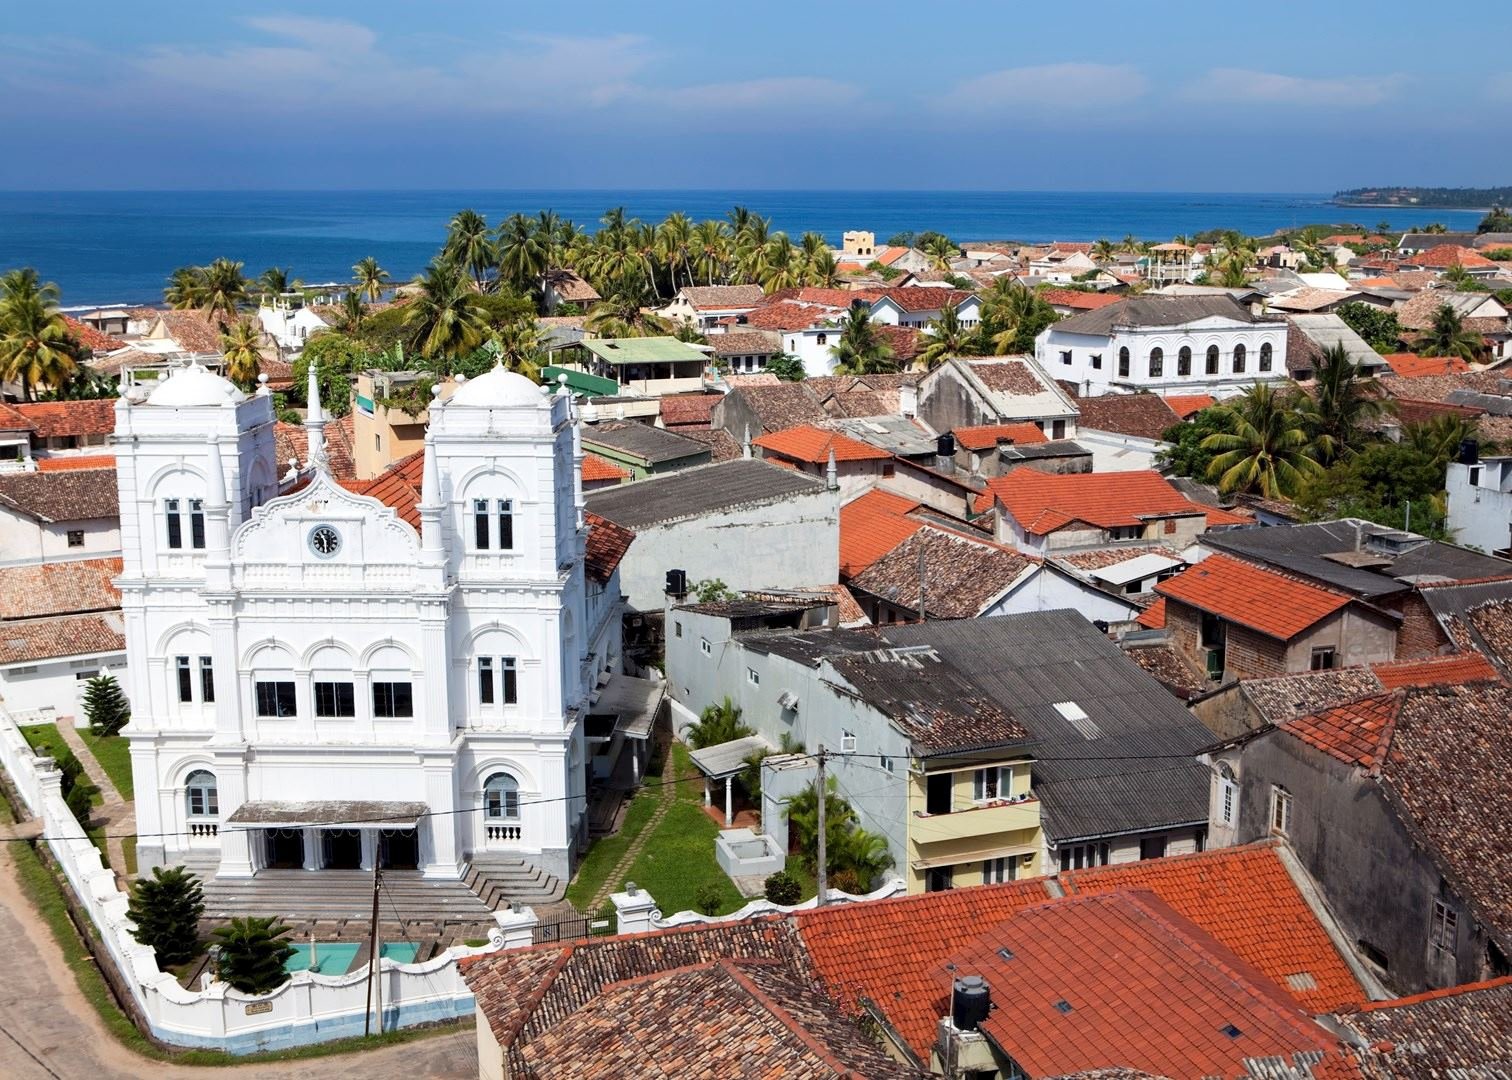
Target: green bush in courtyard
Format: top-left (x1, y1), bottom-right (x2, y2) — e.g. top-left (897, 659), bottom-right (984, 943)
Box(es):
top-left (763, 870), bottom-right (801, 906)
top-left (213, 916), bottom-right (296, 994)
top-left (84, 674), bottom-right (131, 737)
top-left (127, 866), bottom-right (205, 966)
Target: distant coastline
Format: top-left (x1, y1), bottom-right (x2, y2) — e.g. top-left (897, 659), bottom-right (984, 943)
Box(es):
top-left (1333, 185), bottom-right (1512, 211)
top-left (1, 189), bottom-right (1490, 306)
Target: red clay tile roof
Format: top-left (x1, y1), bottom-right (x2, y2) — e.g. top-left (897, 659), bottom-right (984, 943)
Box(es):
top-left (678, 284), bottom-right (765, 309)
top-left (954, 891), bottom-right (1338, 1080)
top-left (1156, 554), bottom-right (1353, 640)
top-left (1163, 393), bottom-right (1217, 418)
top-left (657, 394), bottom-right (720, 428)
top-left (0, 401), bottom-right (34, 432)
top-left (1409, 244), bottom-right (1496, 269)
top-left (346, 449), bottom-right (423, 528)
top-left (1280, 691), bottom-right (1404, 770)
top-left (707, 330), bottom-right (779, 356)
top-left (542, 268), bottom-right (601, 303)
top-left (1037, 288), bottom-right (1122, 311)
top-left (874, 324), bottom-right (922, 363)
top-left (849, 526), bottom-right (1037, 619)
top-left (1136, 596), bottom-right (1166, 629)
top-left (976, 469), bottom-right (1249, 530)
top-left (584, 511), bottom-right (633, 584)
top-left (0, 557), bottom-right (122, 619)
top-left (741, 301), bottom-right (836, 331)
top-left (61, 315), bottom-right (128, 354)
top-left (14, 399), bottom-right (117, 439)
top-left (672, 427), bottom-right (742, 462)
top-left (952, 422), bottom-right (1048, 451)
top-left (755, 424), bottom-right (891, 464)
top-left (1059, 842), bottom-right (1365, 1015)
top-left (272, 415), bottom-right (357, 482)
top-left (1332, 975), bottom-right (1512, 1079)
top-left (35, 454), bottom-right (115, 472)
top-left (724, 383), bottom-right (829, 433)
top-left (0, 612), bottom-right (125, 664)
top-left (871, 286), bottom-right (975, 312)
top-left (154, 309), bottom-right (237, 353)
top-left (838, 489), bottom-right (923, 577)
top-left (1370, 651), bottom-right (1501, 689)
top-left (1381, 352), bottom-right (1469, 377)
top-left (582, 453), bottom-right (630, 484)
top-left (799, 841), bottom-right (1365, 1060)
top-left (1074, 394), bottom-right (1181, 441)
top-left (0, 468), bottom-right (118, 522)
top-left (516, 959), bottom-right (925, 1079)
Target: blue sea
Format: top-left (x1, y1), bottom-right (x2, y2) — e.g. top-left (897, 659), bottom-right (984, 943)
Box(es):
top-left (0, 189), bottom-right (1487, 307)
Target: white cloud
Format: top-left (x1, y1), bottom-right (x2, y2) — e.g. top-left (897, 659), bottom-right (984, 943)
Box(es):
top-left (240, 15), bottom-right (378, 53)
top-left (656, 76), bottom-right (861, 112)
top-left (1185, 68), bottom-right (1405, 107)
top-left (939, 63), bottom-right (1148, 112)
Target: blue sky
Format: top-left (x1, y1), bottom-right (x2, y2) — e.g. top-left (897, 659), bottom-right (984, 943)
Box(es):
top-left (5, 1), bottom-right (1509, 191)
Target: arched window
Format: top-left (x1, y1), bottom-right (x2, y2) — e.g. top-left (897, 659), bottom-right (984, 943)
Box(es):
top-left (816, 333), bottom-right (828, 346)
top-left (1149, 347), bottom-right (1163, 378)
top-left (1206, 345), bottom-right (1220, 375)
top-left (483, 773), bottom-right (520, 820)
top-left (1118, 346), bottom-right (1130, 378)
top-left (1233, 343), bottom-right (1246, 373)
top-left (186, 770), bottom-right (218, 817)
top-left (1178, 346), bottom-right (1192, 376)
top-left (1259, 342), bottom-right (1273, 371)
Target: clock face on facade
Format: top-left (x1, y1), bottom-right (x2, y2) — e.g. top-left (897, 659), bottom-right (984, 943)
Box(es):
top-left (308, 525), bottom-right (341, 558)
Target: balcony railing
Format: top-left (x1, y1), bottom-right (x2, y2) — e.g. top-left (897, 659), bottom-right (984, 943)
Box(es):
top-left (911, 797), bottom-right (1039, 845)
top-left (485, 823), bottom-right (522, 843)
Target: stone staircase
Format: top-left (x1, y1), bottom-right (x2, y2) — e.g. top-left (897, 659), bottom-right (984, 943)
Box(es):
top-left (177, 854), bottom-right (564, 921)
top-left (465, 856), bottom-right (566, 908)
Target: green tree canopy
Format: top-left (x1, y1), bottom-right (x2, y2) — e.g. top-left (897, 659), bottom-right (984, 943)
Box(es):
top-left (1201, 384), bottom-right (1327, 498)
top-left (1334, 302), bottom-right (1403, 354)
top-left (212, 916), bottom-right (296, 995)
top-left (84, 674), bottom-right (130, 737)
top-left (127, 866), bottom-right (204, 967)
top-left (1478, 205), bottom-right (1512, 233)
top-left (1155, 408), bottom-right (1230, 480)
top-left (292, 333), bottom-right (366, 416)
top-left (686, 697), bottom-right (752, 750)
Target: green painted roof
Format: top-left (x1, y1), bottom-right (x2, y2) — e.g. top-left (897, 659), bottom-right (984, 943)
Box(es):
top-left (543, 366), bottom-right (620, 397)
top-left (580, 336), bottom-right (710, 364)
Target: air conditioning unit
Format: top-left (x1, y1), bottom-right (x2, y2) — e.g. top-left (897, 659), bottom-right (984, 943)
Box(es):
top-left (776, 690), bottom-right (799, 712)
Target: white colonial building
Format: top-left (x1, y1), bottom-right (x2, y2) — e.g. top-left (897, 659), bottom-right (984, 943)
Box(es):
top-left (117, 360), bottom-right (625, 883)
top-left (1034, 295), bottom-right (1288, 397)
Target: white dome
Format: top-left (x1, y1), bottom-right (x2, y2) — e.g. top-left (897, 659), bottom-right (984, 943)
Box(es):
top-left (448, 364), bottom-right (545, 408)
top-left (145, 362), bottom-right (245, 407)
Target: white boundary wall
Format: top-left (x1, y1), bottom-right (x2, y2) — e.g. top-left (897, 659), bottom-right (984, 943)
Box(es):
top-left (0, 706), bottom-right (534, 1055)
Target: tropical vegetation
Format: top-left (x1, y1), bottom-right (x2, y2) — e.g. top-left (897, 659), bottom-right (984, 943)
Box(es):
top-left (0, 268), bottom-right (85, 399)
top-left (212, 916), bottom-right (297, 995)
top-left (127, 866), bottom-right (204, 967)
top-left (784, 778), bottom-right (893, 894)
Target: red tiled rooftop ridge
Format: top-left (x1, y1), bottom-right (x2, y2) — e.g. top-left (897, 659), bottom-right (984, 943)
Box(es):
top-left (1156, 553), bottom-right (1353, 640)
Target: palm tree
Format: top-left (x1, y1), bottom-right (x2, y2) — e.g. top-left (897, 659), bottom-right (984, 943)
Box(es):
top-left (1405, 414), bottom-right (1486, 466)
top-left (1201, 384), bottom-right (1327, 498)
top-left (352, 256), bottom-right (390, 302)
top-left (256, 266), bottom-right (291, 304)
top-left (658, 212), bottom-right (696, 292)
top-left (220, 319), bottom-right (264, 388)
top-left (492, 318), bottom-right (546, 382)
top-left (923, 233), bottom-right (958, 272)
top-left (686, 698), bottom-right (751, 749)
top-left (199, 258), bottom-right (249, 324)
top-left (760, 234), bottom-right (803, 293)
top-left (580, 227), bottom-right (639, 295)
top-left (919, 305), bottom-right (972, 369)
top-left (1092, 238), bottom-right (1116, 262)
top-left (584, 272), bottom-right (670, 339)
top-left (1419, 304), bottom-right (1486, 363)
top-left (164, 266), bottom-right (207, 309)
top-left (404, 260), bottom-right (491, 363)
top-left (336, 290), bottom-right (365, 332)
top-left (1214, 251), bottom-right (1252, 288)
top-left (727, 205), bottom-right (753, 240)
top-left (1302, 342), bottom-right (1384, 458)
top-left (808, 249), bottom-right (842, 288)
top-left (734, 215), bottom-right (772, 283)
top-left (829, 308), bottom-right (896, 375)
top-left (980, 278), bottom-right (1045, 354)
top-left (0, 269), bottom-right (82, 400)
top-left (1441, 263), bottom-right (1477, 290)
top-left (797, 231), bottom-right (828, 283)
top-left (445, 209), bottom-right (496, 290)
top-left (692, 220), bottom-right (731, 285)
top-left (496, 213), bottom-right (548, 297)
top-left (1119, 233), bottom-right (1142, 255)
top-left (629, 223), bottom-right (662, 300)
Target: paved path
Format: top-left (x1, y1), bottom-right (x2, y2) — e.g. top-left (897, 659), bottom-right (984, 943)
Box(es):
top-left (0, 837), bottom-right (478, 1079)
top-left (584, 769), bottom-right (680, 912)
top-left (55, 723), bottom-right (135, 889)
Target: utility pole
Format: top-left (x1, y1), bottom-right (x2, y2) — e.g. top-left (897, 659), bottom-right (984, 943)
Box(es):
top-left (815, 745), bottom-right (828, 907)
top-left (364, 861), bottom-right (382, 1036)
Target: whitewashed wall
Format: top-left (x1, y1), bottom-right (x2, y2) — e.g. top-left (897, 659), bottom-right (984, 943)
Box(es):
top-left (0, 704), bottom-right (533, 1055)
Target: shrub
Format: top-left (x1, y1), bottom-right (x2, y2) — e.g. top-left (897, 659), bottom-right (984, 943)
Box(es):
top-left (65, 782), bottom-right (96, 823)
top-left (828, 868), bottom-right (864, 896)
top-left (127, 866), bottom-right (205, 967)
top-left (694, 882), bottom-right (724, 916)
top-left (212, 916), bottom-right (296, 995)
top-left (83, 674), bottom-right (131, 737)
top-left (763, 870), bottom-right (801, 906)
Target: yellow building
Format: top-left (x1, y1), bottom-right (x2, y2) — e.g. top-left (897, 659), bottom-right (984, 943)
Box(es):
top-left (352, 371), bottom-right (455, 479)
top-left (907, 755), bottom-right (1041, 893)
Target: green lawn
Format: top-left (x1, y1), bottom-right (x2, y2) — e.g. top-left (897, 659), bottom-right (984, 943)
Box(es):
top-left (122, 835), bottom-right (138, 878)
top-left (20, 723), bottom-right (102, 806)
top-left (80, 732), bottom-right (133, 800)
top-left (564, 789), bottom-right (660, 909)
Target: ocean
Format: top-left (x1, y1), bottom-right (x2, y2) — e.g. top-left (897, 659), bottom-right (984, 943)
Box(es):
top-left (0, 189), bottom-right (1487, 308)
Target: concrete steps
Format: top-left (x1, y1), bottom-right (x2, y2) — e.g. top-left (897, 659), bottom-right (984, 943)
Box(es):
top-left (465, 857), bottom-right (566, 907)
top-left (176, 854), bottom-right (564, 920)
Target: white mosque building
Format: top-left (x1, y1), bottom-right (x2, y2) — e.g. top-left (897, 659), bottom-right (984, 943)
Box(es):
top-left (115, 361), bottom-right (631, 884)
